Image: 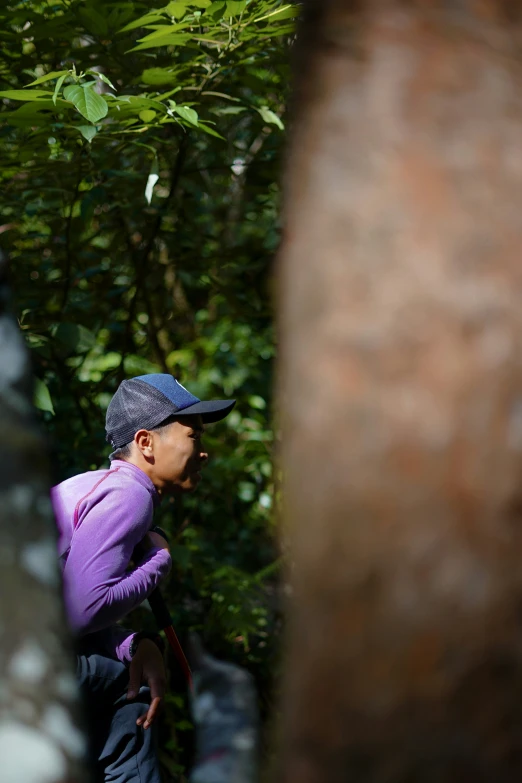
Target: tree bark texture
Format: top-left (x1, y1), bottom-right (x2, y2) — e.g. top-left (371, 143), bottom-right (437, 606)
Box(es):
top-left (278, 2), bottom-right (522, 781)
top-left (0, 253), bottom-right (88, 783)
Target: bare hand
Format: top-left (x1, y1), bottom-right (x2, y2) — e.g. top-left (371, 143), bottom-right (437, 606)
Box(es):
top-left (127, 638), bottom-right (167, 730)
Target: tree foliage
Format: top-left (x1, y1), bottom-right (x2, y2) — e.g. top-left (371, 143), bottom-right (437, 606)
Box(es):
top-left (0, 0), bottom-right (297, 774)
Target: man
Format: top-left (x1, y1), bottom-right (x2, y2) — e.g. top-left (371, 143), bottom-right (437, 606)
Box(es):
top-left (51, 373), bottom-right (235, 783)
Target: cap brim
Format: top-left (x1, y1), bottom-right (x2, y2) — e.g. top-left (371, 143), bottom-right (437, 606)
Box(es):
top-left (174, 399), bottom-right (236, 424)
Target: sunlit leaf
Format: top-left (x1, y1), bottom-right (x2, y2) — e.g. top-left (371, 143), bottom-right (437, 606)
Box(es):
top-left (88, 71), bottom-right (116, 90)
top-left (206, 0), bottom-right (226, 18)
top-left (197, 121), bottom-right (225, 139)
top-left (226, 1), bottom-right (247, 15)
top-left (52, 73), bottom-right (67, 105)
top-left (165, 1), bottom-right (189, 17)
top-left (254, 4), bottom-right (297, 22)
top-left (140, 68), bottom-right (179, 86)
top-left (145, 157), bottom-right (159, 204)
top-left (76, 125), bottom-right (97, 143)
top-left (63, 84), bottom-right (108, 123)
top-left (139, 109), bottom-right (157, 123)
top-left (257, 105), bottom-right (284, 129)
top-left (34, 378), bottom-right (54, 415)
top-left (128, 33), bottom-right (191, 52)
top-left (119, 13), bottom-right (166, 33)
top-left (0, 90), bottom-right (53, 101)
top-left (27, 70), bottom-right (68, 86)
top-left (172, 105), bottom-right (198, 125)
top-left (135, 23), bottom-right (191, 42)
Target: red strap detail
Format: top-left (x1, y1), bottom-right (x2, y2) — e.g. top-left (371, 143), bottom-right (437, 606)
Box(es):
top-left (165, 625), bottom-right (193, 691)
top-left (73, 467), bottom-right (121, 530)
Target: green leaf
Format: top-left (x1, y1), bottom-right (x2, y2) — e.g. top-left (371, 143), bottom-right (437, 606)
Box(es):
top-left (34, 378), bottom-right (55, 415)
top-left (1, 101), bottom-right (66, 127)
top-left (164, 0), bottom-right (211, 16)
top-left (255, 23), bottom-right (297, 38)
top-left (119, 13), bottom-right (166, 33)
top-left (173, 105), bottom-right (198, 125)
top-left (210, 105), bottom-right (245, 116)
top-left (63, 84), bottom-right (108, 123)
top-left (257, 105), bottom-right (284, 130)
top-left (196, 121), bottom-right (225, 139)
top-left (145, 157), bottom-right (159, 204)
top-left (0, 90), bottom-right (54, 101)
top-left (155, 87), bottom-right (183, 100)
top-left (136, 22), bottom-right (191, 42)
top-left (78, 6), bottom-right (109, 36)
top-left (76, 125), bottom-right (97, 143)
top-left (254, 4), bottom-right (297, 22)
top-left (55, 323), bottom-right (96, 354)
top-left (52, 74), bottom-right (67, 105)
top-left (128, 33), bottom-right (191, 52)
top-left (140, 68), bottom-right (179, 86)
top-left (88, 71), bottom-right (116, 90)
top-left (249, 395), bottom-right (266, 410)
top-left (165, 1), bottom-right (188, 17)
top-left (27, 70), bottom-right (69, 87)
top-left (207, 0), bottom-right (226, 18)
top-left (201, 90), bottom-right (240, 101)
top-left (139, 109), bottom-right (157, 123)
top-left (108, 95), bottom-right (166, 115)
top-left (226, 1), bottom-right (246, 15)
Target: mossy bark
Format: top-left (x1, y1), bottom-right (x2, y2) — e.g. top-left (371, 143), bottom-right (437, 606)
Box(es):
top-left (0, 252), bottom-right (88, 782)
top-left (278, 2), bottom-right (522, 781)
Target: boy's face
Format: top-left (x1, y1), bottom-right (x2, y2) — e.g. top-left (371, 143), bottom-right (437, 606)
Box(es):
top-left (149, 415), bottom-right (208, 494)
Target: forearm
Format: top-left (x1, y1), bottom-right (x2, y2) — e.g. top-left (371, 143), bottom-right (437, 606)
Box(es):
top-left (65, 546), bottom-right (171, 635)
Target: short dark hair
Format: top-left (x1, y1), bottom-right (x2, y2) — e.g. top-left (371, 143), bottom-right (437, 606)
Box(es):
top-left (109, 415), bottom-right (179, 461)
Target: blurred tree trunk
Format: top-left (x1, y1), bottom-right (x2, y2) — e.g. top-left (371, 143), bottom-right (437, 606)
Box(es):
top-left (0, 253), bottom-right (88, 782)
top-left (277, 2), bottom-right (522, 781)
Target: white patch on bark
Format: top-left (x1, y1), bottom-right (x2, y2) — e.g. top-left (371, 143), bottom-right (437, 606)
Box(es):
top-left (55, 672), bottom-right (79, 701)
top-left (0, 320), bottom-right (30, 393)
top-left (8, 640), bottom-right (49, 684)
top-left (232, 729), bottom-right (255, 750)
top-left (9, 485), bottom-right (34, 513)
top-left (0, 721), bottom-right (66, 783)
top-left (20, 539), bottom-right (59, 586)
top-left (43, 703), bottom-right (86, 759)
top-left (193, 692), bottom-right (215, 721)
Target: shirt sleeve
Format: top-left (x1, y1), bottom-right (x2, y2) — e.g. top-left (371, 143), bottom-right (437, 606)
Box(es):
top-left (62, 483), bottom-right (171, 635)
top-left (80, 626), bottom-right (137, 664)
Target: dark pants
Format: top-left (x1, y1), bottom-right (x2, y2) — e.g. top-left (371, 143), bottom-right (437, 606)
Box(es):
top-left (77, 653), bottom-right (162, 783)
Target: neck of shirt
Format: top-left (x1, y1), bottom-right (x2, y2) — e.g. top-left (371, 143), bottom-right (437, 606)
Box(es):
top-left (109, 459), bottom-right (161, 507)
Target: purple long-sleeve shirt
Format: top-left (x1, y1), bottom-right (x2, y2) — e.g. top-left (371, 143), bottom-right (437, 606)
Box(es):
top-left (51, 460), bottom-right (172, 663)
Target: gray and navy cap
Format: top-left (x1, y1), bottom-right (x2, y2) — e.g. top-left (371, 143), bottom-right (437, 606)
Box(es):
top-left (105, 374), bottom-right (236, 449)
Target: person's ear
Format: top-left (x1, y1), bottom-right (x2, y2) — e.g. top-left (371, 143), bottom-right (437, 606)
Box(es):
top-left (134, 429), bottom-right (154, 457)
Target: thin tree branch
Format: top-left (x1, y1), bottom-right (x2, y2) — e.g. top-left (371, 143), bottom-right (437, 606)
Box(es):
top-left (60, 160), bottom-right (83, 311)
top-left (115, 137), bottom-right (188, 376)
